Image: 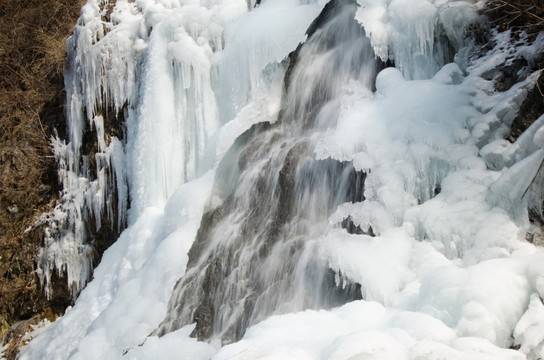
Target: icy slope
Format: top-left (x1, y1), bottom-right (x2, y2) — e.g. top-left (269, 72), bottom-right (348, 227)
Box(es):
top-left (21, 0), bottom-right (544, 359)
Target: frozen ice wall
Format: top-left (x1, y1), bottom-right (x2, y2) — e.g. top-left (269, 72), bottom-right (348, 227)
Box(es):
top-left (355, 0), bottom-right (476, 79)
top-left (22, 0), bottom-right (544, 359)
top-left (38, 0), bottom-right (323, 296)
top-left (37, 0), bottom-right (143, 297)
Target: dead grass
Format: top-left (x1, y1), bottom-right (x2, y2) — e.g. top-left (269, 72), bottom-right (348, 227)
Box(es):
top-left (0, 0), bottom-right (84, 239)
top-left (483, 0), bottom-right (544, 33)
top-left (0, 0), bottom-right (85, 357)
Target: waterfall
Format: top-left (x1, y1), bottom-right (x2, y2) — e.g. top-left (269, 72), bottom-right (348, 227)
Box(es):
top-left (154, 1), bottom-right (374, 343)
top-left (21, 0), bottom-right (544, 359)
top-left (36, 0), bottom-right (323, 299)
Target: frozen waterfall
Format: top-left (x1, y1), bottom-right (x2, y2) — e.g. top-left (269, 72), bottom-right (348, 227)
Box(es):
top-left (20, 0), bottom-right (544, 359)
top-left (154, 2), bottom-right (371, 342)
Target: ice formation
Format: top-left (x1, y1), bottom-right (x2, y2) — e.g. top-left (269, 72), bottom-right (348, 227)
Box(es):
top-left (20, 0), bottom-right (544, 359)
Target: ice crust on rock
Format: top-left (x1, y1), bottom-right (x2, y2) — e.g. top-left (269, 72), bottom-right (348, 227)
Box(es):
top-left (355, 0), bottom-right (477, 79)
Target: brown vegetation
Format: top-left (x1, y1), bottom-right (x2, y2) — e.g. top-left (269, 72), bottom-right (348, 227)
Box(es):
top-left (0, 0), bottom-right (85, 357)
top-left (481, 1), bottom-right (544, 226)
top-left (484, 0), bottom-right (544, 33)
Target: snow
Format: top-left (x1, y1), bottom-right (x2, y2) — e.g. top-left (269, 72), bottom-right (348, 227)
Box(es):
top-left (312, 29), bottom-right (544, 354)
top-left (213, 301), bottom-right (524, 360)
top-left (126, 325), bottom-right (217, 360)
top-left (21, 0), bottom-right (544, 359)
top-left (515, 293), bottom-right (544, 358)
top-left (23, 172), bottom-right (215, 360)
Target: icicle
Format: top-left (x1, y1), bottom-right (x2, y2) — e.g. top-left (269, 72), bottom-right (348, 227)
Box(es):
top-left (38, 0), bottom-right (142, 297)
top-left (355, 0), bottom-right (476, 79)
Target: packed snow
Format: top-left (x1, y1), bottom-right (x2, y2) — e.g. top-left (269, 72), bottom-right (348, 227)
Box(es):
top-left (21, 0), bottom-right (544, 359)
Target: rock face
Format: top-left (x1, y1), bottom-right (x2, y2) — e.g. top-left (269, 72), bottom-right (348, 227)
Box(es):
top-left (156, 124), bottom-right (365, 344)
top-left (475, 1), bottom-right (544, 229)
top-left (154, 0), bottom-right (368, 344)
top-left (508, 73), bottom-right (544, 142)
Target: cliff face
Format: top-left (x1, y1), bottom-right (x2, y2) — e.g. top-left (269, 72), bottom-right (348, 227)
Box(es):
top-left (479, 1), bottom-right (544, 232)
top-left (0, 0), bottom-right (84, 357)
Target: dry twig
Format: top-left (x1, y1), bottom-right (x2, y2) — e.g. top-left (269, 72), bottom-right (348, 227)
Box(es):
top-left (484, 0), bottom-right (544, 32)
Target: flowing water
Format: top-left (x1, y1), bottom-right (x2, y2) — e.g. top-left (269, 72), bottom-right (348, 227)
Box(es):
top-left (155, 0), bottom-right (377, 343)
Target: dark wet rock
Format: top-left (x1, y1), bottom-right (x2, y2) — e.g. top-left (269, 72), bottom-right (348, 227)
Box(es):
top-left (342, 216), bottom-right (374, 236)
top-left (494, 58), bottom-right (530, 92)
top-left (157, 135), bottom-right (366, 343)
top-left (276, 141), bottom-right (309, 225)
top-left (2, 315), bottom-right (44, 360)
top-left (324, 269), bottom-right (363, 306)
top-left (306, 0), bottom-right (354, 38)
top-left (508, 72), bottom-right (544, 142)
top-left (154, 1), bottom-right (371, 343)
top-left (191, 302), bottom-right (214, 340)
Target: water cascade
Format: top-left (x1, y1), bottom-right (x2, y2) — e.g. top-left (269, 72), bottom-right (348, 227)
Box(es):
top-left (155, 2), bottom-right (372, 342)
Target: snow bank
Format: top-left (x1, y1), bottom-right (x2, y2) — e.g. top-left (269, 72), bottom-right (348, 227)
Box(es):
top-left (22, 172), bottom-right (214, 359)
top-left (214, 301), bottom-right (524, 360)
